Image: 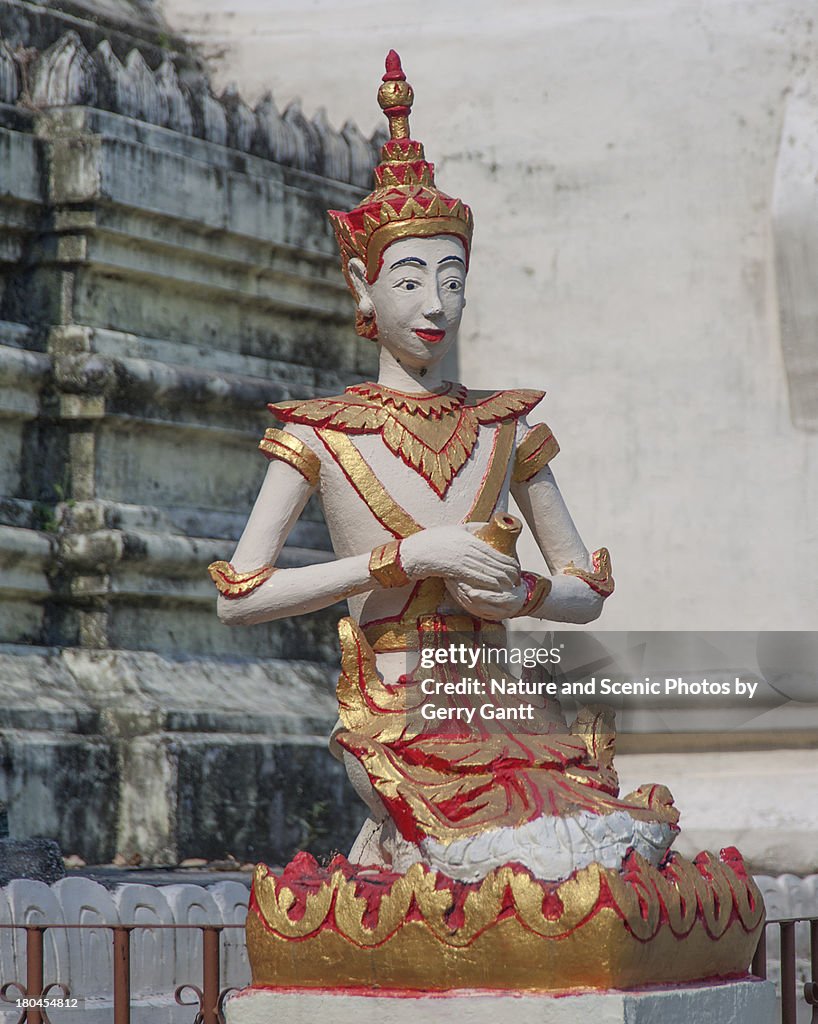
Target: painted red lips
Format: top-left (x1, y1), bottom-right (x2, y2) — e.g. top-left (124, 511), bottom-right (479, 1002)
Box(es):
top-left (414, 328), bottom-right (446, 344)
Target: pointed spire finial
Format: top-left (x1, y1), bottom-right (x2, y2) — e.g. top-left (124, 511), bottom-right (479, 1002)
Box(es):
top-left (383, 50), bottom-right (405, 82)
top-left (377, 49), bottom-right (413, 140)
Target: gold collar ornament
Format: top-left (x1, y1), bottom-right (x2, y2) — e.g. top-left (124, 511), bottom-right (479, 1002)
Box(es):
top-left (270, 384), bottom-right (543, 497)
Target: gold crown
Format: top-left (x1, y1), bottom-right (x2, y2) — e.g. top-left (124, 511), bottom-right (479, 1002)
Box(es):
top-left (328, 50), bottom-right (474, 335)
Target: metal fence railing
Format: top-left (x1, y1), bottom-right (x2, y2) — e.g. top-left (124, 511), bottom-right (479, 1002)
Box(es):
top-left (1, 916), bottom-right (817, 1023)
top-left (0, 924), bottom-right (242, 1024)
top-left (753, 917), bottom-right (818, 1024)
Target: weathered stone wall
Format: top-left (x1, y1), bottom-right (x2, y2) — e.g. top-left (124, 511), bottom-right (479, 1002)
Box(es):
top-left (0, 6), bottom-right (379, 863)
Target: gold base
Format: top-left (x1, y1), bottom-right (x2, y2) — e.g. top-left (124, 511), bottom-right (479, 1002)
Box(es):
top-left (247, 850), bottom-right (763, 992)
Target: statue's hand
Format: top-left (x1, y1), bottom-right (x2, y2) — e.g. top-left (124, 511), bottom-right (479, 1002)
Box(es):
top-left (400, 525), bottom-right (520, 590)
top-left (446, 579), bottom-right (528, 621)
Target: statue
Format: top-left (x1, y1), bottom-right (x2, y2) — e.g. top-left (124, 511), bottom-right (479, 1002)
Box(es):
top-left (212, 51), bottom-right (763, 1000)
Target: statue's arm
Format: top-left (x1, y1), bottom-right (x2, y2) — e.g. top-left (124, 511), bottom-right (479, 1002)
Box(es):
top-left (216, 459), bottom-right (376, 626)
top-left (511, 466), bottom-right (608, 624)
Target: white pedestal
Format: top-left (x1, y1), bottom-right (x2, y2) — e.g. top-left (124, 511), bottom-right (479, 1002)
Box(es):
top-left (225, 979), bottom-right (776, 1024)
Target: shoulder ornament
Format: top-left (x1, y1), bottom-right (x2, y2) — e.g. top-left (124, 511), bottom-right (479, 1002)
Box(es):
top-left (258, 427), bottom-right (321, 487)
top-left (513, 422), bottom-right (560, 483)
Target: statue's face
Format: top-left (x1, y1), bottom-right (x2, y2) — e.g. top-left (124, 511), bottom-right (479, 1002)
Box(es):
top-left (352, 235), bottom-right (467, 371)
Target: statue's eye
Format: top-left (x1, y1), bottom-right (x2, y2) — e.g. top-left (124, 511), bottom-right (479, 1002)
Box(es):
top-left (395, 278), bottom-right (419, 291)
top-left (445, 279), bottom-right (462, 291)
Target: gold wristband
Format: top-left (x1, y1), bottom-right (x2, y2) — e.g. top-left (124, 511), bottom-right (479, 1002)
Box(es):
top-left (208, 560), bottom-right (275, 598)
top-left (513, 571), bottom-right (552, 617)
top-left (369, 540), bottom-right (411, 588)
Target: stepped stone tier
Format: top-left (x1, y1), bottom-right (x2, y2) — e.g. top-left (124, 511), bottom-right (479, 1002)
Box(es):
top-left (0, 1), bottom-right (381, 863)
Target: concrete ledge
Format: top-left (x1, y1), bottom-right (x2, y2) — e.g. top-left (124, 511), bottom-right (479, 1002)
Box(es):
top-left (224, 979), bottom-right (777, 1024)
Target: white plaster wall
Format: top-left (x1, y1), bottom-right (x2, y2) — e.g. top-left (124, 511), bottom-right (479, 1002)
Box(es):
top-left (159, 0), bottom-right (818, 630)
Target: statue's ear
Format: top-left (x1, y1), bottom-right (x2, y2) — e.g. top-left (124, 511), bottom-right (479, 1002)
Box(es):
top-left (348, 258), bottom-right (369, 302)
top-left (348, 258), bottom-right (375, 319)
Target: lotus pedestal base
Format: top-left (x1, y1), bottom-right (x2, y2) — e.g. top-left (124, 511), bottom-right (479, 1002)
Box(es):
top-left (246, 850), bottom-right (764, 992)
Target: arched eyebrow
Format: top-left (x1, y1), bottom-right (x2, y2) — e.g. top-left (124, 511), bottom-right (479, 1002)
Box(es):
top-left (438, 255), bottom-right (465, 266)
top-left (389, 256), bottom-right (427, 270)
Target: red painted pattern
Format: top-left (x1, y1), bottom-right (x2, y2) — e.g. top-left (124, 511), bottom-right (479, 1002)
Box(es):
top-left (249, 847), bottom-right (761, 948)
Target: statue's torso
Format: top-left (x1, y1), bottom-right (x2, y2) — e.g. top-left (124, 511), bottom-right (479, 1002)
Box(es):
top-left (268, 382), bottom-right (546, 628)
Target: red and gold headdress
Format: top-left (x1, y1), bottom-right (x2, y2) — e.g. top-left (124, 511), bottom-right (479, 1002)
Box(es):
top-left (329, 50), bottom-right (474, 337)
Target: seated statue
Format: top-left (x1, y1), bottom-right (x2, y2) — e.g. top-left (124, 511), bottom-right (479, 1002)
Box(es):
top-left (211, 51), bottom-right (762, 995)
top-left (209, 51), bottom-right (761, 1003)
top-left (212, 49), bottom-right (769, 999)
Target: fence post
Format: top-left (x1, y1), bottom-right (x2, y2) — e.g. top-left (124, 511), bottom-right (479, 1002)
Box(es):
top-left (25, 927), bottom-right (44, 1024)
top-left (201, 927), bottom-right (221, 1024)
top-left (113, 927), bottom-right (131, 1024)
top-left (781, 921), bottom-right (797, 1024)
top-left (806, 919), bottom-right (818, 1024)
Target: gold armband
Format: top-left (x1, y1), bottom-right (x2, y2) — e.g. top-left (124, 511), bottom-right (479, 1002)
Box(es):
top-left (259, 428), bottom-right (321, 486)
top-left (513, 571), bottom-right (552, 617)
top-left (564, 547), bottom-right (614, 597)
top-left (512, 423), bottom-right (560, 483)
top-left (208, 560), bottom-right (275, 598)
top-left (369, 540), bottom-right (411, 588)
